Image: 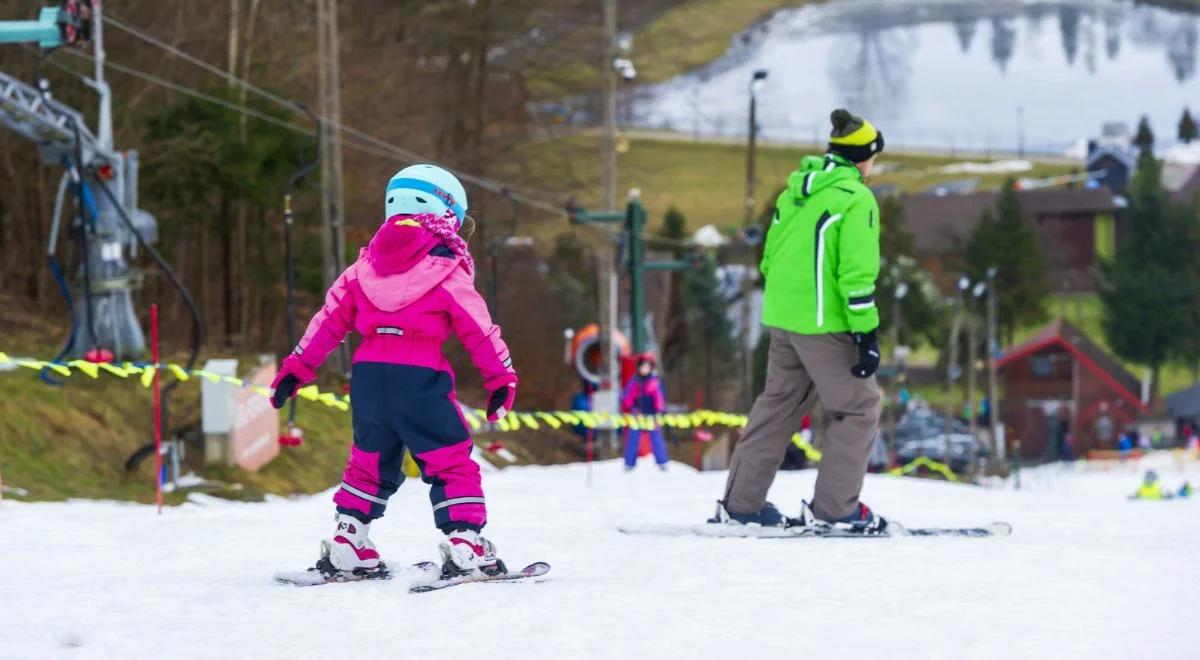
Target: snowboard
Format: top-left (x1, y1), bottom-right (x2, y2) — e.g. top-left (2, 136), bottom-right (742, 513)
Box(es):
top-left (617, 520), bottom-right (1011, 539)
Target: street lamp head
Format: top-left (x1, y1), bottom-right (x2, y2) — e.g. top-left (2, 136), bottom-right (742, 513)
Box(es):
top-left (750, 69), bottom-right (769, 93)
top-left (972, 281), bottom-right (988, 299)
top-left (986, 266), bottom-right (998, 280)
top-left (957, 275), bottom-right (971, 292)
top-left (894, 282), bottom-right (910, 300)
top-left (617, 31), bottom-right (634, 53)
top-left (613, 58), bottom-right (637, 81)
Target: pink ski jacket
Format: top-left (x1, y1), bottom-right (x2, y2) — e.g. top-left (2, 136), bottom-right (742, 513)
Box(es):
top-left (292, 237), bottom-right (516, 392)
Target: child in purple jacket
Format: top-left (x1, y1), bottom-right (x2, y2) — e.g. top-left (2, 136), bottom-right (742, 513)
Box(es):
top-left (271, 165), bottom-right (517, 580)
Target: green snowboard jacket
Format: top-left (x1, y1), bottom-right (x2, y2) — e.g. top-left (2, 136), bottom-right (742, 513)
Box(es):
top-left (760, 152), bottom-right (880, 335)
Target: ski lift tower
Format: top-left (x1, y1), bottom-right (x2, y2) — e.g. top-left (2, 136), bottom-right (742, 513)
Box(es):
top-left (1, 1), bottom-right (157, 359)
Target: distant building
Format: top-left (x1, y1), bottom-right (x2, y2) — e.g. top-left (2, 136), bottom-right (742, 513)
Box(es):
top-left (900, 188), bottom-right (1119, 292)
top-left (1086, 122), bottom-right (1137, 195)
top-left (1165, 162), bottom-right (1200, 203)
top-left (997, 319), bottom-right (1146, 460)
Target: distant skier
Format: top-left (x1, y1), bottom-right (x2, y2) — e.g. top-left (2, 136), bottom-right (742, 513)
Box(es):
top-left (712, 109), bottom-right (887, 534)
top-left (270, 165), bottom-right (517, 580)
top-left (1129, 470), bottom-right (1171, 500)
top-left (621, 353), bottom-right (669, 470)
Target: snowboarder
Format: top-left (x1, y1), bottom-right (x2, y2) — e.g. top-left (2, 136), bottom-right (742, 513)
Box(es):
top-left (270, 164), bottom-right (518, 580)
top-left (621, 353), bottom-right (669, 470)
top-left (712, 109), bottom-right (887, 534)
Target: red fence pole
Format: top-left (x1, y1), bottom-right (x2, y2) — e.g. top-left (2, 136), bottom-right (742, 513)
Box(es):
top-left (586, 428), bottom-right (594, 487)
top-left (151, 304), bottom-right (163, 515)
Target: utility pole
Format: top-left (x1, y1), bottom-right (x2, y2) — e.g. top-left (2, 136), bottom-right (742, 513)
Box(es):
top-left (317, 0), bottom-right (348, 373)
top-left (602, 0), bottom-right (618, 212)
top-left (596, 0), bottom-right (621, 448)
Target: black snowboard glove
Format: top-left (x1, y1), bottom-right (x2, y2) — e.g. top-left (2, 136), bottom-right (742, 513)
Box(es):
top-left (850, 329), bottom-right (881, 379)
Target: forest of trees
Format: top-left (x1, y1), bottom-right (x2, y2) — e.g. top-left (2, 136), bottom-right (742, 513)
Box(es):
top-left (0, 0), bottom-right (739, 411)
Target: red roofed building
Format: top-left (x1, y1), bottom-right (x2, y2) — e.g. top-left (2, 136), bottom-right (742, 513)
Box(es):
top-left (998, 319), bottom-right (1147, 460)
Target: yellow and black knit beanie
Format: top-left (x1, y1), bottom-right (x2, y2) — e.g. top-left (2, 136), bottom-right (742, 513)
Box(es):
top-left (828, 109), bottom-right (884, 163)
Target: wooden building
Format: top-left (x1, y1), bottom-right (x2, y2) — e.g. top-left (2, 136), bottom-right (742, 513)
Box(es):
top-left (900, 188), bottom-right (1119, 293)
top-left (997, 319), bottom-right (1146, 460)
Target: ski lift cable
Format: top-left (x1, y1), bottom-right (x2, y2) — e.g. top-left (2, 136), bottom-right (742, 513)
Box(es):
top-left (100, 12), bottom-right (571, 218)
top-left (36, 45), bottom-right (694, 250)
top-left (43, 46), bottom-right (569, 219)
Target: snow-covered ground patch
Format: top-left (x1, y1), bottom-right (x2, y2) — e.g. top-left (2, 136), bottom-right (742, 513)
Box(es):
top-left (1162, 142), bottom-right (1200, 165)
top-left (2, 454), bottom-right (1198, 659)
top-left (940, 160), bottom-right (1034, 175)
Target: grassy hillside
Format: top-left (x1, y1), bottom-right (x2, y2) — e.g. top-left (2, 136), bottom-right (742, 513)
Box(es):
top-left (0, 364), bottom-right (351, 502)
top-left (502, 133), bottom-right (1074, 232)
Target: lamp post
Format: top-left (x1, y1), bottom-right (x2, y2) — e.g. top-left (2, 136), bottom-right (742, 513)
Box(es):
top-left (945, 275), bottom-right (970, 466)
top-left (986, 266), bottom-right (1002, 462)
top-left (891, 281), bottom-right (910, 367)
top-left (740, 69), bottom-right (768, 411)
top-left (744, 69), bottom-right (769, 225)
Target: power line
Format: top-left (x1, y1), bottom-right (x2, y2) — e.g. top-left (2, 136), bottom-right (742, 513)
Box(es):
top-left (38, 45), bottom-right (575, 220)
top-left (100, 11), bottom-right (569, 217)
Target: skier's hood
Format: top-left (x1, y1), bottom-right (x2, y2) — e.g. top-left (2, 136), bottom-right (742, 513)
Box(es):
top-left (355, 218), bottom-right (461, 312)
top-left (786, 153), bottom-right (863, 201)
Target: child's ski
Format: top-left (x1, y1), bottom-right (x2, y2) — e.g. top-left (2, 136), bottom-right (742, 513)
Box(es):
top-left (273, 562), bottom-right (392, 587)
top-left (617, 521), bottom-right (1011, 539)
top-left (409, 561), bottom-right (551, 593)
top-left (272, 560), bottom-right (438, 587)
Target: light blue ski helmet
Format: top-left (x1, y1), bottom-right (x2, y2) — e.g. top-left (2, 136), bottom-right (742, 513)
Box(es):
top-left (385, 164), bottom-right (469, 229)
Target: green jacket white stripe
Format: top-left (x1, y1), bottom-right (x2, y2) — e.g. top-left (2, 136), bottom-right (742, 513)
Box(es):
top-left (760, 152), bottom-right (880, 335)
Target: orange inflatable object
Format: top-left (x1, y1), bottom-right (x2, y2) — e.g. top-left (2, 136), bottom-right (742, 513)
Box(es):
top-left (569, 324), bottom-right (632, 386)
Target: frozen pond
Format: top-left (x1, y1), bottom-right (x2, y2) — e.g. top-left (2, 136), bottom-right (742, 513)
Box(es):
top-left (634, 0), bottom-right (1200, 155)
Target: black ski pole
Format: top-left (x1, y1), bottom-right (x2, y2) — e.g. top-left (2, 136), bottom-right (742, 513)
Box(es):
top-left (282, 103), bottom-right (321, 440)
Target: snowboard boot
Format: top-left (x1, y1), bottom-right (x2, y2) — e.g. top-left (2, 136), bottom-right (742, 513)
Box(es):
top-left (708, 500), bottom-right (799, 528)
top-left (315, 513), bottom-right (385, 578)
top-left (438, 529), bottom-right (507, 578)
top-left (809, 501), bottom-right (889, 536)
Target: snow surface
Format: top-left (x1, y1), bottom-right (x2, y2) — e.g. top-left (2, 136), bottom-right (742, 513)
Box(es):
top-left (939, 160), bottom-right (1034, 175)
top-left (2, 454), bottom-right (1198, 660)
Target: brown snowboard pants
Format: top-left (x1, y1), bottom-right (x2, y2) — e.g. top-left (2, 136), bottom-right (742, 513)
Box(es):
top-left (723, 327), bottom-right (881, 521)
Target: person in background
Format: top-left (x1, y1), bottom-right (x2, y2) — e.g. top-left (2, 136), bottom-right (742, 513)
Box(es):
top-left (1095, 404), bottom-right (1114, 449)
top-left (1130, 470), bottom-right (1168, 500)
top-left (621, 353), bottom-right (669, 471)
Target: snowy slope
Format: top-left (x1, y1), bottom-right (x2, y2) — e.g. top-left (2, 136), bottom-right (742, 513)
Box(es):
top-left (2, 454), bottom-right (1198, 660)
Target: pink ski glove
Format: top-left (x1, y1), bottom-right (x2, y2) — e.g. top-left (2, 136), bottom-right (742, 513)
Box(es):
top-left (486, 383), bottom-right (517, 422)
top-left (270, 354), bottom-right (318, 410)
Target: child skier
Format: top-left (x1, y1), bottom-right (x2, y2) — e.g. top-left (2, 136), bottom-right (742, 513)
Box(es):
top-left (621, 353), bottom-right (669, 470)
top-left (270, 164), bottom-right (517, 580)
